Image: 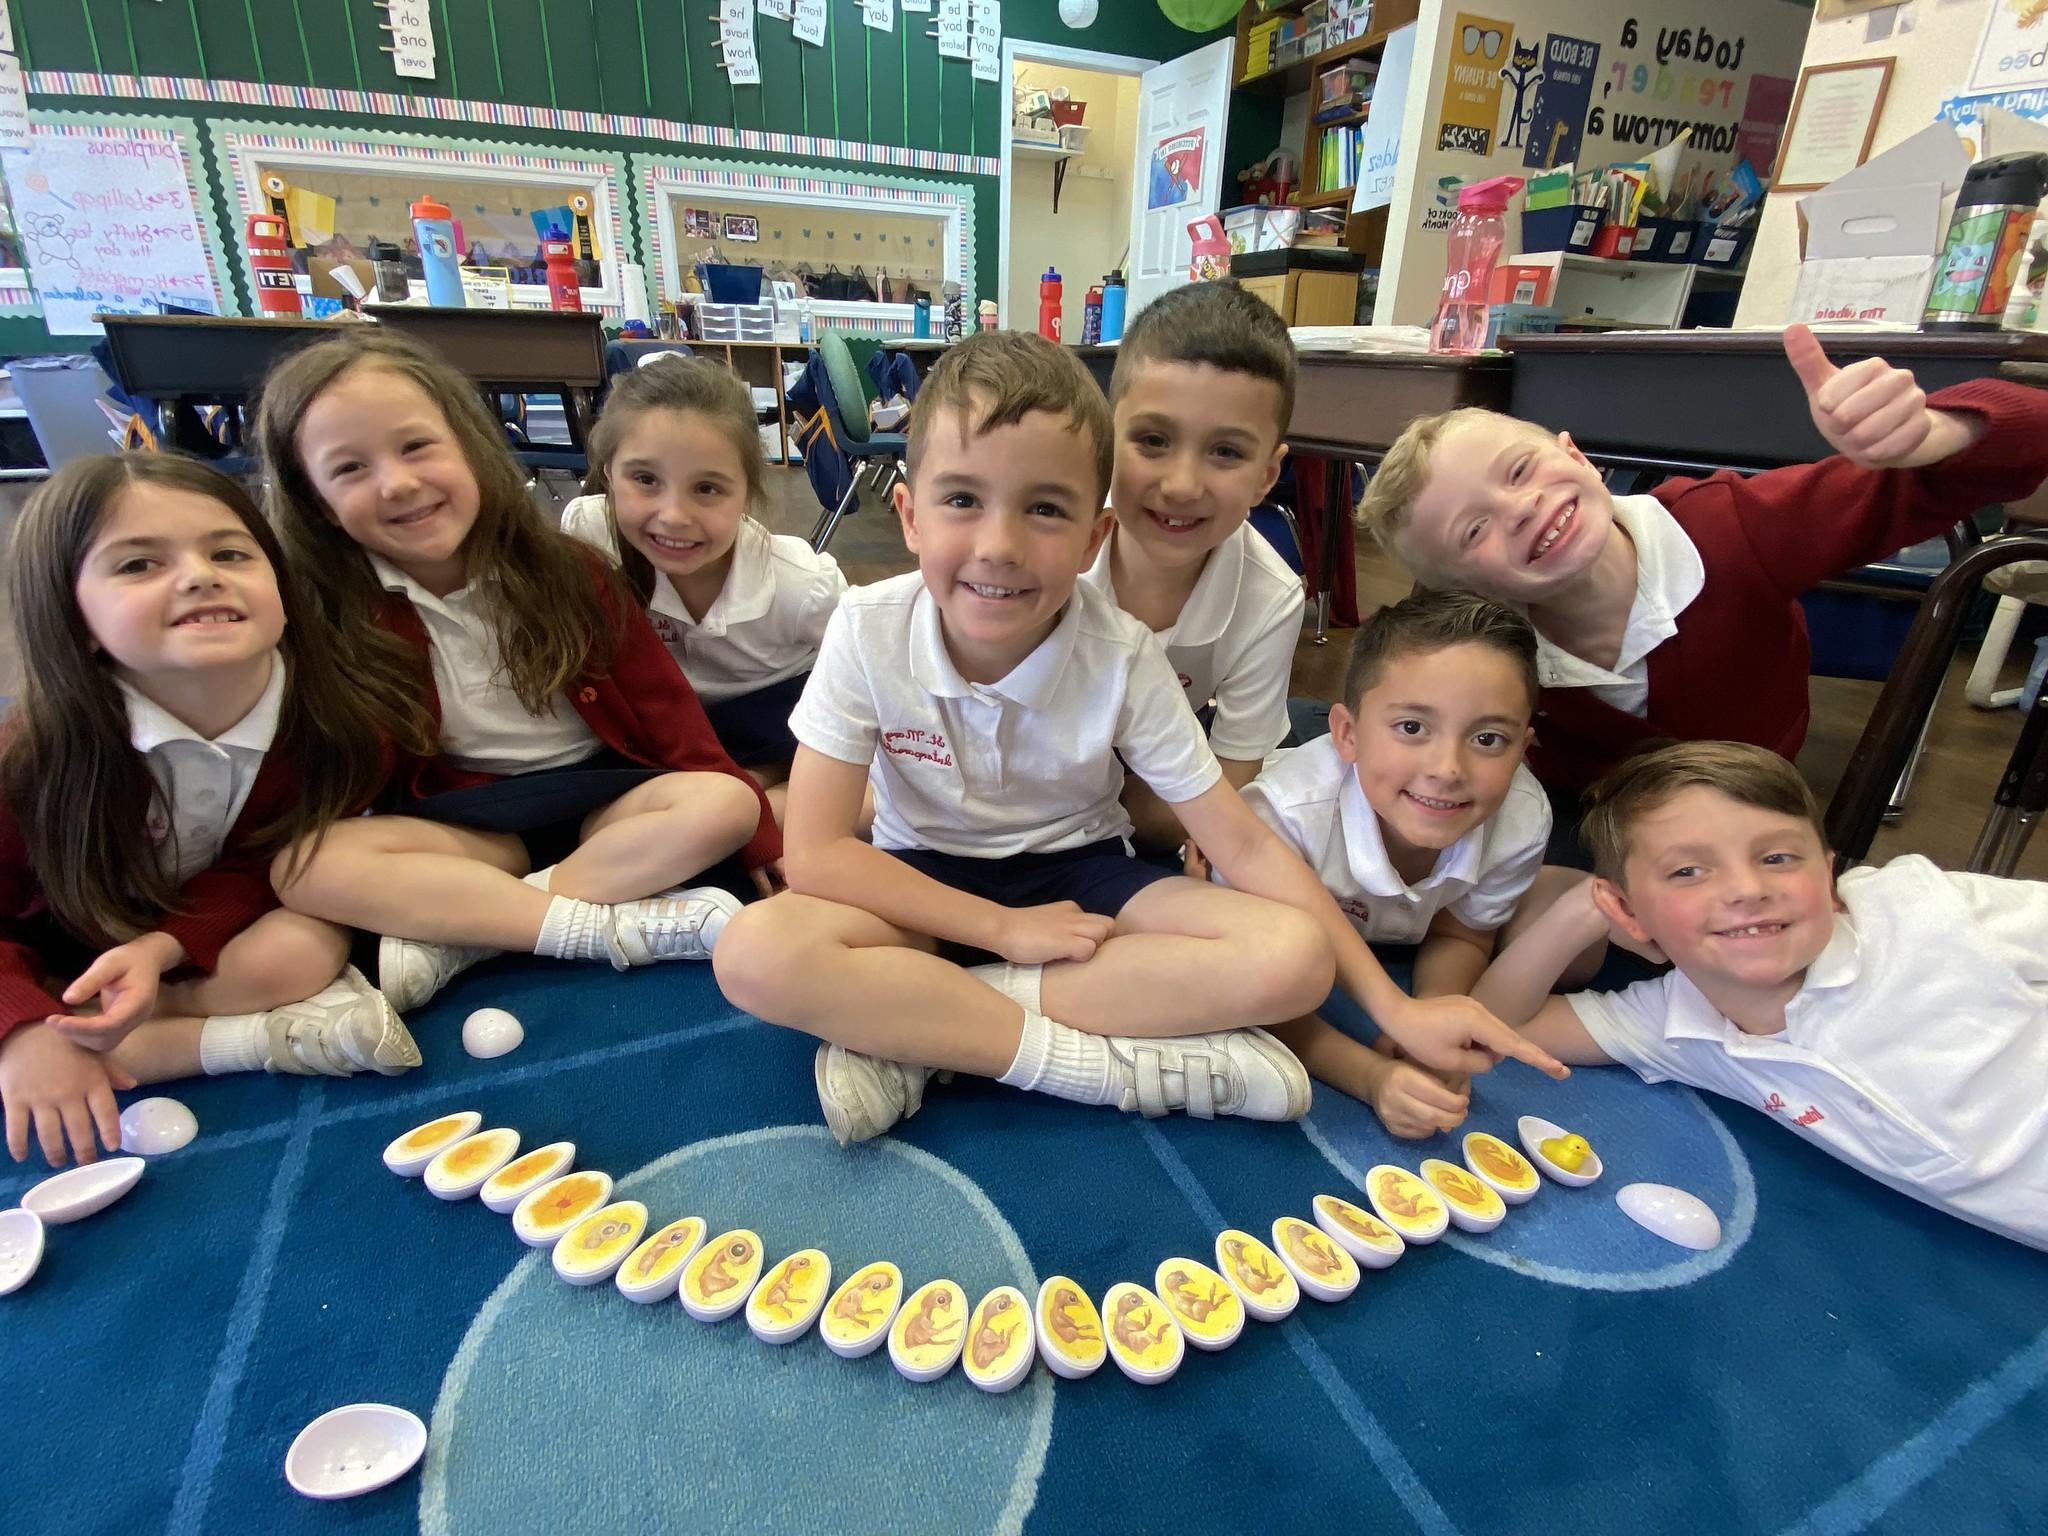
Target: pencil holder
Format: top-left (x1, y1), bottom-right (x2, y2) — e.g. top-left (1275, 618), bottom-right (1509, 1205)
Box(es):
top-left (1588, 222), bottom-right (1636, 259)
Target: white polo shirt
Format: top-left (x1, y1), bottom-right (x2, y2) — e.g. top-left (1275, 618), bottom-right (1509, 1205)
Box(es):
top-left (1234, 736), bottom-right (1551, 942)
top-left (370, 555), bottom-right (599, 776)
top-left (122, 653), bottom-right (286, 886)
top-left (791, 571), bottom-right (1222, 857)
top-left (561, 501), bottom-right (847, 703)
top-left (1569, 856), bottom-right (2048, 1251)
top-left (1080, 521), bottom-right (1304, 760)
top-left (1530, 493), bottom-right (1705, 718)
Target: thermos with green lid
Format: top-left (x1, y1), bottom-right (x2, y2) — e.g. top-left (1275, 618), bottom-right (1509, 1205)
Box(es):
top-left (1923, 153), bottom-right (2048, 330)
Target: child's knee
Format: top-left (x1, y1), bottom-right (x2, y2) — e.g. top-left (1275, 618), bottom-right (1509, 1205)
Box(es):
top-left (711, 899), bottom-right (805, 1017)
top-left (1257, 909), bottom-right (1335, 1013)
top-left (233, 912), bottom-right (349, 1000)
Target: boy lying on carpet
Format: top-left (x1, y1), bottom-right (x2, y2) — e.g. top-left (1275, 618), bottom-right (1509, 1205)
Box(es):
top-left (1207, 590), bottom-right (1589, 1140)
top-left (713, 331), bottom-right (1565, 1144)
top-left (1356, 325), bottom-right (2048, 801)
top-left (1473, 741), bottom-right (2048, 1250)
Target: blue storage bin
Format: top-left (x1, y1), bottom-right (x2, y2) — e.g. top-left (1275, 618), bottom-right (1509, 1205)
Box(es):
top-left (1633, 216), bottom-right (1698, 264)
top-left (1520, 203), bottom-right (1603, 254)
top-left (698, 262), bottom-right (765, 304)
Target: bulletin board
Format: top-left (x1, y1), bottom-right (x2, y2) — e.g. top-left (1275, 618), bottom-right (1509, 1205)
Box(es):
top-left (634, 153), bottom-right (973, 310)
top-left (0, 111), bottom-right (232, 331)
top-left (207, 123), bottom-right (633, 315)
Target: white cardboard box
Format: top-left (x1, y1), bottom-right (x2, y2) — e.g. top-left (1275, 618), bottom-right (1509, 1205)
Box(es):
top-left (1789, 123), bottom-right (1972, 327)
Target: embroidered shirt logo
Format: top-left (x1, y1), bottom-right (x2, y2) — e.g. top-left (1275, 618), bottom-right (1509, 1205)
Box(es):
top-left (1793, 1105), bottom-right (1826, 1127)
top-left (652, 616), bottom-right (683, 644)
top-left (881, 728), bottom-right (953, 767)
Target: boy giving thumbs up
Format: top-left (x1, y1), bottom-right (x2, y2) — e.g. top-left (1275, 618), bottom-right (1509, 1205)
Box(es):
top-left (1355, 324), bottom-right (2048, 797)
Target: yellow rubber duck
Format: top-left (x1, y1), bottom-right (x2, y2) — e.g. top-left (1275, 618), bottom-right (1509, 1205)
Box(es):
top-left (1540, 1133), bottom-right (1593, 1173)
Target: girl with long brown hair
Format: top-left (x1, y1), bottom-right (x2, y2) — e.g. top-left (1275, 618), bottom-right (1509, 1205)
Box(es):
top-left (0, 455), bottom-right (418, 1168)
top-left (560, 355), bottom-right (846, 814)
top-left (254, 330), bottom-right (780, 1013)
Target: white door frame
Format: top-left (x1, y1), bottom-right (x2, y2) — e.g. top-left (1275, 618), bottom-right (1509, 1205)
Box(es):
top-left (997, 37), bottom-right (1158, 329)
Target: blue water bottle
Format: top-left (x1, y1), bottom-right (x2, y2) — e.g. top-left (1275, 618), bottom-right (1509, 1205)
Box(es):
top-left (410, 195), bottom-right (466, 308)
top-left (1100, 268), bottom-right (1127, 343)
top-left (913, 294), bottom-right (932, 338)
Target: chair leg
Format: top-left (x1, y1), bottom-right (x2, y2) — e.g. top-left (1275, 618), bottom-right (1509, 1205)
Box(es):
top-left (1883, 679), bottom-right (1943, 822)
top-left (1965, 594), bottom-right (2027, 709)
top-left (810, 475), bottom-right (860, 552)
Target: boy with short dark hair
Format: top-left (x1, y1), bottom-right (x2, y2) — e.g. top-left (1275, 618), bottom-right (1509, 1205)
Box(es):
top-left (1084, 280), bottom-right (1305, 849)
top-left (1475, 740), bottom-right (2048, 1249)
top-left (1221, 590), bottom-right (1565, 1137)
top-left (714, 332), bottom-right (1562, 1144)
top-left (1358, 326), bottom-right (2048, 796)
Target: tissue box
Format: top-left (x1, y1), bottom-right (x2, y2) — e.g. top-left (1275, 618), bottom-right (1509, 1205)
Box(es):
top-left (1790, 122), bottom-right (1971, 326)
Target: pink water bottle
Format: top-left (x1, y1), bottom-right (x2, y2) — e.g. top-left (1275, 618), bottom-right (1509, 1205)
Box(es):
top-left (1431, 174), bottom-right (1524, 355)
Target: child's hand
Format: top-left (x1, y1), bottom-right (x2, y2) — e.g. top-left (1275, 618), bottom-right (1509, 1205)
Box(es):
top-left (997, 902), bottom-right (1117, 965)
top-left (1380, 991), bottom-right (1570, 1080)
top-left (1784, 323), bottom-right (1982, 470)
top-left (0, 1022), bottom-right (137, 1166)
top-left (48, 937), bottom-right (173, 1048)
top-left (1369, 1056), bottom-right (1471, 1140)
top-left (1563, 875), bottom-right (1665, 965)
top-left (750, 859), bottom-right (788, 900)
top-left (1181, 842), bottom-right (1211, 882)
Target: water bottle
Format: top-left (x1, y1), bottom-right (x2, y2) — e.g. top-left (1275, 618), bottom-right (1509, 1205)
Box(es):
top-left (1082, 279), bottom-right (1104, 344)
top-left (1925, 152), bottom-right (2048, 330)
top-left (1100, 269), bottom-right (1127, 343)
top-left (542, 227), bottom-right (582, 312)
top-left (913, 294), bottom-right (932, 338)
top-left (1038, 266), bottom-right (1063, 343)
top-left (367, 238), bottom-right (411, 303)
top-left (799, 297), bottom-right (814, 344)
top-left (411, 195), bottom-right (466, 308)
top-left (1430, 174), bottom-right (1523, 355)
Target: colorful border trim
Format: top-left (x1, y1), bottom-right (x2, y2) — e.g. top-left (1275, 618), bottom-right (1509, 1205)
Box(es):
top-left (0, 109), bottom-right (234, 323)
top-left (207, 121), bottom-right (633, 317)
top-left (633, 154), bottom-right (976, 315)
top-left (31, 73), bottom-right (1002, 178)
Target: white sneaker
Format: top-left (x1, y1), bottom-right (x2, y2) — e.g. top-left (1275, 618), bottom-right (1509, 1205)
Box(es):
top-left (262, 967), bottom-right (422, 1077)
top-left (378, 934), bottom-right (498, 1011)
top-left (607, 887), bottom-right (743, 969)
top-left (1104, 1027), bottom-right (1311, 1122)
top-left (813, 1044), bottom-right (933, 1146)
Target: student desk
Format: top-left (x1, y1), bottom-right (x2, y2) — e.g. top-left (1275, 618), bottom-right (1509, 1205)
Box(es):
top-left (1072, 344), bottom-right (1512, 639)
top-left (96, 309), bottom-right (608, 456)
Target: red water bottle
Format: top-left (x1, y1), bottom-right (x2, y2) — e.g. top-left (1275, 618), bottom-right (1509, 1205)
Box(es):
top-left (246, 213), bottom-right (301, 317)
top-left (1038, 266), bottom-right (1063, 343)
top-left (543, 227), bottom-right (582, 313)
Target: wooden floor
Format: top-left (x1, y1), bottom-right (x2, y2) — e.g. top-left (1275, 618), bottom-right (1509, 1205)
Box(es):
top-left (0, 465), bottom-right (2035, 879)
top-left (749, 465), bottom-right (2047, 880)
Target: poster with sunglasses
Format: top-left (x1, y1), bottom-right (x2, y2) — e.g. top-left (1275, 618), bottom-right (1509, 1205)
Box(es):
top-left (1439, 14), bottom-right (1510, 156)
top-left (1523, 33), bottom-right (1599, 171)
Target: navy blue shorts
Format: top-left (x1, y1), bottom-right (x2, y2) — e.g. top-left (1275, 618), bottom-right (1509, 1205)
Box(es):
top-left (703, 672), bottom-right (807, 768)
top-left (884, 837), bottom-right (1178, 965)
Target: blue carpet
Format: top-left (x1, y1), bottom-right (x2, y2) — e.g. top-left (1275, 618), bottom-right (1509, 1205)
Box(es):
top-left (4, 958), bottom-right (2045, 1535)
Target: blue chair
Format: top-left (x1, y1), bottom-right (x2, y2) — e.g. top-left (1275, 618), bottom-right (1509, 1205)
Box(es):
top-left (806, 330), bottom-right (906, 552)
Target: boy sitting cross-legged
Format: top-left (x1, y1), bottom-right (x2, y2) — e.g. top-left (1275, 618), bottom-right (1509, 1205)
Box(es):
top-left (1474, 741), bottom-right (2048, 1250)
top-left (713, 332), bottom-right (1564, 1143)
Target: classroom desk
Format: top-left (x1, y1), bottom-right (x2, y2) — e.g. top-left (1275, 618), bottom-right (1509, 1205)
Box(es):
top-left (1501, 329), bottom-right (2048, 472)
top-left (97, 308), bottom-right (608, 454)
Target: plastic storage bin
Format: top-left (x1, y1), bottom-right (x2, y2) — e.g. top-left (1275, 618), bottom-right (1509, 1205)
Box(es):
top-left (698, 263), bottom-right (765, 304)
top-left (1520, 203), bottom-right (1603, 254)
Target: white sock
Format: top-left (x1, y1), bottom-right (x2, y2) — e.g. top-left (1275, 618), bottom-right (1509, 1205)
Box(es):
top-left (522, 865), bottom-right (556, 892)
top-left (968, 961), bottom-right (1044, 1014)
top-left (997, 1009), bottom-right (1117, 1105)
top-left (533, 894), bottom-right (614, 961)
top-left (198, 1012), bottom-right (267, 1075)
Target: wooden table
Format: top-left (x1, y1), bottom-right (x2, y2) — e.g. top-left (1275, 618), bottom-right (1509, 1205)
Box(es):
top-left (1501, 329), bottom-right (2048, 472)
top-left (97, 309), bottom-right (608, 456)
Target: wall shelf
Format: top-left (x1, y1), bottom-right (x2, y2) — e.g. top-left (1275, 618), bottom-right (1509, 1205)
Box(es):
top-left (1294, 188), bottom-right (1356, 210)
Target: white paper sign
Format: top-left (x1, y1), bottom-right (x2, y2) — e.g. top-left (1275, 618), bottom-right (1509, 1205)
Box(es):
top-left (0, 10), bottom-right (13, 55)
top-left (1968, 1), bottom-right (2048, 96)
top-left (1352, 23), bottom-right (1413, 214)
top-left (970, 0), bottom-right (1001, 82)
top-left (863, 0), bottom-right (895, 32)
top-left (722, 0), bottom-right (760, 84)
top-left (903, 0), bottom-right (933, 11)
top-left (381, 0), bottom-right (436, 78)
top-left (1, 126), bottom-right (222, 334)
top-left (937, 0), bottom-right (969, 60)
top-left (0, 54), bottom-right (27, 152)
top-left (758, 0), bottom-right (795, 19)
top-left (793, 0), bottom-right (826, 46)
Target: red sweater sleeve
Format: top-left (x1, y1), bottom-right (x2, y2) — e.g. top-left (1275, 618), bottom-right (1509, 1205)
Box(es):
top-left (0, 804), bottom-right (62, 1041)
top-left (604, 600), bottom-right (783, 870)
top-left (1657, 377), bottom-right (2048, 601)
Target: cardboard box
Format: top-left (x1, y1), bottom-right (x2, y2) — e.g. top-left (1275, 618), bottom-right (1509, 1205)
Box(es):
top-left (1789, 122), bottom-right (1971, 326)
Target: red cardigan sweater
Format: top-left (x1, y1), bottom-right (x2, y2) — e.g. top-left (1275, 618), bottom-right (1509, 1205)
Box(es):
top-left (0, 748), bottom-right (335, 1042)
top-left (1529, 378), bottom-right (2048, 794)
top-left (375, 572), bottom-right (781, 871)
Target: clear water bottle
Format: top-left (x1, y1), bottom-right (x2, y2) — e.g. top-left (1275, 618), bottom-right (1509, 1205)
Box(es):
top-left (799, 297), bottom-right (814, 344)
top-left (1430, 174), bottom-right (1523, 354)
